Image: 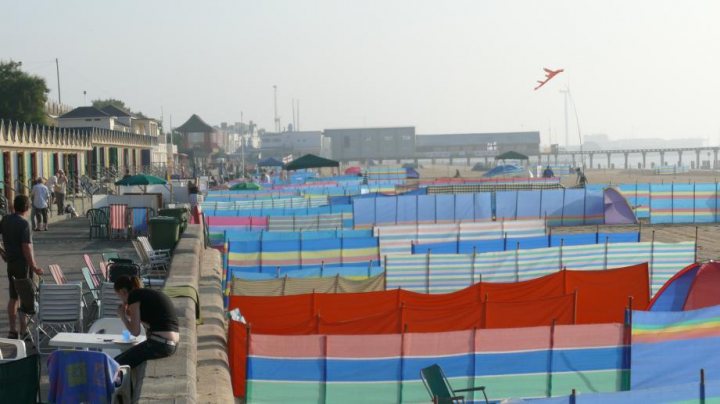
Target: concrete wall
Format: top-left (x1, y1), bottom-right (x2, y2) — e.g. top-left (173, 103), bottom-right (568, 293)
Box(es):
top-left (324, 127), bottom-right (416, 161)
top-left (137, 223), bottom-right (233, 403)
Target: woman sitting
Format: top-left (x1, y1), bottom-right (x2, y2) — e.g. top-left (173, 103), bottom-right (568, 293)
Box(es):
top-left (113, 275), bottom-right (179, 368)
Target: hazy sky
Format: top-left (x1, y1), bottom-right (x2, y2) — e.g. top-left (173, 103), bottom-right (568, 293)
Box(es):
top-left (3, 1), bottom-right (720, 145)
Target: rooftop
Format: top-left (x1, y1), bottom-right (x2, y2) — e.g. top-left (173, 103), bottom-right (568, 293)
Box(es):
top-left (175, 114), bottom-right (215, 134)
top-left (59, 106), bottom-right (110, 119)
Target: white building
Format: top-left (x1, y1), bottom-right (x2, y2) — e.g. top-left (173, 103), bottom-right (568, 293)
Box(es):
top-left (259, 130), bottom-right (330, 158)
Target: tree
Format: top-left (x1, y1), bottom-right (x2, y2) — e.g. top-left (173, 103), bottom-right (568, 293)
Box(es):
top-left (91, 98), bottom-right (131, 112)
top-left (0, 61), bottom-right (49, 124)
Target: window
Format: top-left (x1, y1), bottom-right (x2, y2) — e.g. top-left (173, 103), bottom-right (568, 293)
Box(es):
top-left (343, 136), bottom-right (350, 147)
top-left (401, 135), bottom-right (412, 141)
top-left (384, 135), bottom-right (393, 141)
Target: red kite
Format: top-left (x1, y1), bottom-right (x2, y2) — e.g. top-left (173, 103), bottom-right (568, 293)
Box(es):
top-left (534, 67), bottom-right (564, 90)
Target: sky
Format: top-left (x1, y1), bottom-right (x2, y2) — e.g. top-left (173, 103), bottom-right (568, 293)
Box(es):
top-left (3, 0), bottom-right (720, 146)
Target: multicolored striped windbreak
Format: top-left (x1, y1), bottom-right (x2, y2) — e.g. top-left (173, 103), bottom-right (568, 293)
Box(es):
top-left (235, 323), bottom-right (628, 402)
top-left (631, 304), bottom-right (720, 390)
top-left (386, 241), bottom-right (695, 295)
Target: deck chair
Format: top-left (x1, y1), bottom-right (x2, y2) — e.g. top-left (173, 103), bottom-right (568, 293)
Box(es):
top-left (102, 252), bottom-right (120, 262)
top-left (81, 267), bottom-right (101, 322)
top-left (35, 283), bottom-right (83, 354)
top-left (137, 236), bottom-right (171, 263)
top-left (84, 254), bottom-right (107, 283)
top-left (133, 240), bottom-right (169, 275)
top-left (86, 208), bottom-right (109, 239)
top-left (0, 353), bottom-right (40, 403)
top-left (109, 204), bottom-right (129, 240)
top-left (131, 207), bottom-right (151, 237)
top-left (48, 264), bottom-right (67, 285)
top-left (420, 364), bottom-right (489, 404)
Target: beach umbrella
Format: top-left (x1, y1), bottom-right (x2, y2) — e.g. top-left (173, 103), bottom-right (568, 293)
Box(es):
top-left (230, 182), bottom-right (261, 190)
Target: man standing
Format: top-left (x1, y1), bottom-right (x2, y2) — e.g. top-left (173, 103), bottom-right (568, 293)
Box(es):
top-left (0, 195), bottom-right (43, 339)
top-left (51, 170), bottom-right (68, 215)
top-left (31, 177), bottom-right (51, 231)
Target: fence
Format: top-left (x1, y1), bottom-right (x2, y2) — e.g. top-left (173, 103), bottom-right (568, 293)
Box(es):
top-left (410, 231), bottom-right (640, 254)
top-left (375, 220), bottom-right (547, 256)
top-left (352, 189), bottom-right (608, 228)
top-left (200, 195), bottom-right (328, 211)
top-left (385, 241), bottom-right (696, 295)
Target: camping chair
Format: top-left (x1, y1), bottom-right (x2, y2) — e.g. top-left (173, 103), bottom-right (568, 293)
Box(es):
top-left (0, 353), bottom-right (40, 403)
top-left (48, 264), bottom-right (67, 285)
top-left (81, 267), bottom-right (101, 322)
top-left (109, 204), bottom-right (129, 240)
top-left (35, 283), bottom-right (83, 354)
top-left (86, 208), bottom-right (109, 239)
top-left (420, 364), bottom-right (489, 404)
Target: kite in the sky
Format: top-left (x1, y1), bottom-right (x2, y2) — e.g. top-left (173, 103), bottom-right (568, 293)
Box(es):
top-left (534, 67), bottom-right (564, 90)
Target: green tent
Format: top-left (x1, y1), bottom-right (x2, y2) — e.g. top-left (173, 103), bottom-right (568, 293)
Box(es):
top-left (114, 174), bottom-right (167, 186)
top-left (283, 154), bottom-right (339, 171)
top-left (494, 151), bottom-right (529, 160)
top-left (230, 182), bottom-right (261, 190)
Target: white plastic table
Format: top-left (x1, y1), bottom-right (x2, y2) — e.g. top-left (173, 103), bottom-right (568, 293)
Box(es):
top-left (49, 332), bottom-right (146, 351)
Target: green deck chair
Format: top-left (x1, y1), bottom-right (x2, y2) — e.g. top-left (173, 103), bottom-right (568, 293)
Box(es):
top-left (420, 364), bottom-right (489, 404)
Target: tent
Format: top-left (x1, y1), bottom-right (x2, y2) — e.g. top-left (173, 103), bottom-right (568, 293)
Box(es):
top-left (603, 187), bottom-right (638, 224)
top-left (405, 167), bottom-right (419, 179)
top-left (283, 154), bottom-right (339, 171)
top-left (482, 165), bottom-right (531, 178)
top-left (495, 151), bottom-right (529, 161)
top-left (648, 262), bottom-right (720, 311)
top-left (257, 157), bottom-right (284, 167)
top-left (344, 166), bottom-right (362, 175)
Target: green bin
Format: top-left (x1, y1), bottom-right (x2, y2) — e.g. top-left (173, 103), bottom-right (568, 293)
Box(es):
top-left (158, 208), bottom-right (189, 233)
top-left (148, 216), bottom-right (180, 250)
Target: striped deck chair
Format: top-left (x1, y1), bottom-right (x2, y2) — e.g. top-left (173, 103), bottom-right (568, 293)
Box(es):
top-left (109, 204), bottom-right (129, 240)
top-left (131, 207), bottom-right (150, 237)
top-left (47, 265), bottom-right (67, 285)
top-left (83, 254), bottom-right (106, 284)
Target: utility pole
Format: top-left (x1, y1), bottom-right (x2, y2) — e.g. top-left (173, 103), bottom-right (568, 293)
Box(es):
top-left (240, 111), bottom-right (245, 176)
top-left (55, 58), bottom-right (62, 104)
top-left (296, 99), bottom-right (300, 131)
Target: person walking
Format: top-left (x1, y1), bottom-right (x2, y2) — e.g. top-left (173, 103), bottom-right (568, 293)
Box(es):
top-left (31, 177), bottom-right (51, 231)
top-left (0, 195), bottom-right (44, 339)
top-left (51, 170), bottom-right (68, 216)
top-left (113, 275), bottom-right (179, 368)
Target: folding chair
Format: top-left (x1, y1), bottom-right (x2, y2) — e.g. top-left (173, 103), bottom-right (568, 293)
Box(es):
top-left (48, 264), bottom-right (67, 285)
top-left (132, 240), bottom-right (169, 275)
top-left (420, 364), bottom-right (489, 404)
top-left (109, 204), bottom-right (129, 240)
top-left (137, 236), bottom-right (172, 263)
top-left (35, 283), bottom-right (83, 354)
top-left (81, 267), bottom-right (101, 323)
top-left (84, 253), bottom-right (107, 283)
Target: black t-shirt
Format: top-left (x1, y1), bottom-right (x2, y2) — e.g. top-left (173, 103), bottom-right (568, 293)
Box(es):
top-left (0, 214), bottom-right (32, 264)
top-left (127, 288), bottom-right (179, 333)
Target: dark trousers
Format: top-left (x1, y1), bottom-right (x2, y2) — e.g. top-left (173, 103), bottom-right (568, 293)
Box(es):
top-left (114, 338), bottom-right (177, 369)
top-left (34, 207), bottom-right (48, 227)
top-left (55, 192), bottom-right (65, 215)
